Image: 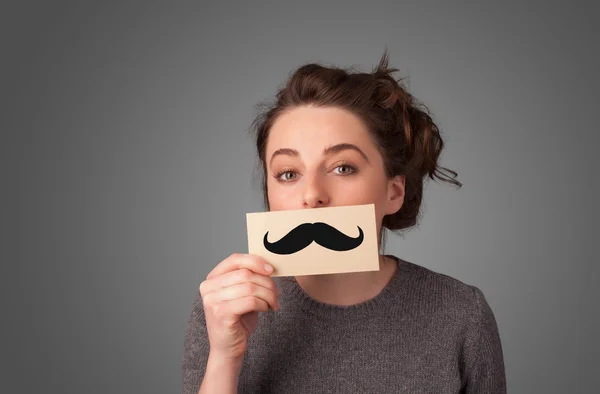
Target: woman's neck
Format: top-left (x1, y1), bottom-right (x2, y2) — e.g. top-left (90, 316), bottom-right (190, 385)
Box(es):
top-left (293, 254), bottom-right (398, 306)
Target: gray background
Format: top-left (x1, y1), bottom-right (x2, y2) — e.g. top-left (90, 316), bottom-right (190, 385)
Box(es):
top-left (3, 1), bottom-right (598, 393)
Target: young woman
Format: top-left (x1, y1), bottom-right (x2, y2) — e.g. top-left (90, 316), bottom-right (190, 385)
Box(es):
top-left (182, 52), bottom-right (507, 394)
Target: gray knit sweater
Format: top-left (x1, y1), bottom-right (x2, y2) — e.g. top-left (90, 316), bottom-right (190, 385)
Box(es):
top-left (182, 256), bottom-right (506, 393)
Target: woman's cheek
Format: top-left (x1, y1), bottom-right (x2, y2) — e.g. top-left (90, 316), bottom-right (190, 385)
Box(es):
top-left (268, 184), bottom-right (299, 210)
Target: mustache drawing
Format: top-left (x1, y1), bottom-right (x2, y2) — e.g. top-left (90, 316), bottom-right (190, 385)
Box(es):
top-left (263, 222), bottom-right (364, 255)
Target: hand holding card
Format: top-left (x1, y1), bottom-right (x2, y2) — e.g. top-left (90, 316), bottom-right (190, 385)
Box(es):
top-left (200, 253), bottom-right (280, 362)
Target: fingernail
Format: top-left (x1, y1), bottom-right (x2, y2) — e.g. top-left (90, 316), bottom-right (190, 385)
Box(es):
top-left (264, 264), bottom-right (273, 273)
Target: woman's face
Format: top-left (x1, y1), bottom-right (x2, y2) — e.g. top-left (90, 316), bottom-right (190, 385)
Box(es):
top-left (265, 106), bottom-right (405, 236)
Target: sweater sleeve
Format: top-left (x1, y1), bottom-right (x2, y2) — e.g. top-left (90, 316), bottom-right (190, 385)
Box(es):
top-left (181, 291), bottom-right (210, 394)
top-left (461, 286), bottom-right (507, 394)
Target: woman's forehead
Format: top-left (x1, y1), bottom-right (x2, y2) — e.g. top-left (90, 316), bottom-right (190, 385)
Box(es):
top-left (266, 106), bottom-right (373, 158)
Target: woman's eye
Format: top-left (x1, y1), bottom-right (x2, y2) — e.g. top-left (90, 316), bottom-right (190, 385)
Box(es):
top-left (279, 171), bottom-right (297, 181)
top-left (334, 165), bottom-right (356, 175)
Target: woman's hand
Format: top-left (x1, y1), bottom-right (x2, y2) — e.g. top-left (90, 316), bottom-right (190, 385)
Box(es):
top-left (199, 253), bottom-right (280, 362)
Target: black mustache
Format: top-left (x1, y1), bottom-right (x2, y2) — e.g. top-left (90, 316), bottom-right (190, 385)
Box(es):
top-left (263, 222), bottom-right (364, 255)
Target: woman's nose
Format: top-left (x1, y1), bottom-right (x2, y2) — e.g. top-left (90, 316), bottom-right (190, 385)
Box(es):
top-left (302, 175), bottom-right (330, 208)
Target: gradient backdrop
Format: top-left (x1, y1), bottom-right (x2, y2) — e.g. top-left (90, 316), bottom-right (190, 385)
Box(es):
top-left (3, 1), bottom-right (598, 393)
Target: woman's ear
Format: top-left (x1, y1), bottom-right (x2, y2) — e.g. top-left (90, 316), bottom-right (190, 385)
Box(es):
top-left (385, 175), bottom-right (405, 215)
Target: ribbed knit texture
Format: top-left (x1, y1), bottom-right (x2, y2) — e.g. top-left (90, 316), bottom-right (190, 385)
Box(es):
top-left (182, 256), bottom-right (506, 393)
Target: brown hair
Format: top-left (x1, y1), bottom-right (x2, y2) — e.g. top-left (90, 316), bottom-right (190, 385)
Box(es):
top-left (250, 50), bottom-right (462, 250)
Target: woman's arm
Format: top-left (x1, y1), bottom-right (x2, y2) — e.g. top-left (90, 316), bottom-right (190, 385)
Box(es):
top-left (198, 353), bottom-right (244, 394)
top-left (461, 286), bottom-right (507, 393)
top-left (182, 292), bottom-right (242, 394)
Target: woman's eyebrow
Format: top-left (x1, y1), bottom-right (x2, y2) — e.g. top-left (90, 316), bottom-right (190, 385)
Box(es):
top-left (323, 143), bottom-right (370, 164)
top-left (269, 143), bottom-right (370, 166)
top-left (269, 148), bottom-right (299, 166)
